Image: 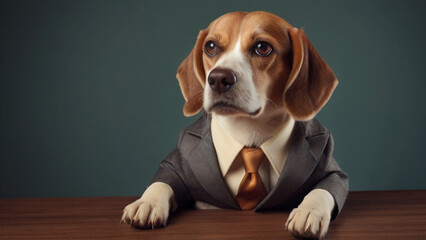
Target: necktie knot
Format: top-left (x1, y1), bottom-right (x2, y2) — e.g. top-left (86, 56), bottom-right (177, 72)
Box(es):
top-left (240, 148), bottom-right (265, 173)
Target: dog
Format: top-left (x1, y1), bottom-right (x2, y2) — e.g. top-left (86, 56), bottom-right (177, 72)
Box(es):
top-left (122, 11), bottom-right (348, 239)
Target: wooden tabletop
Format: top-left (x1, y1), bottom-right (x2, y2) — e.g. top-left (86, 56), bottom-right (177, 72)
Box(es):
top-left (1, 190), bottom-right (425, 239)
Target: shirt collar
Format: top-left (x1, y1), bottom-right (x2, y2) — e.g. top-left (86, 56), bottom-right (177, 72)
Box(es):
top-left (211, 114), bottom-right (295, 177)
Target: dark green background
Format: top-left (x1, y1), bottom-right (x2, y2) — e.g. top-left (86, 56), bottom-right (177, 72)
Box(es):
top-left (1, 0), bottom-right (425, 198)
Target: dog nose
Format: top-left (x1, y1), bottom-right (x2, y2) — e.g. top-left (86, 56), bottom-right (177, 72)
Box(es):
top-left (207, 68), bottom-right (237, 93)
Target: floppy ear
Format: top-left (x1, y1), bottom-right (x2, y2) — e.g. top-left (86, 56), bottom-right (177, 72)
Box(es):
top-left (284, 28), bottom-right (338, 121)
top-left (176, 30), bottom-right (208, 117)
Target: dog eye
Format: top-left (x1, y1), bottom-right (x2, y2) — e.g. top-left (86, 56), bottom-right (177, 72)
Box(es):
top-left (205, 41), bottom-right (219, 56)
top-left (254, 41), bottom-right (273, 57)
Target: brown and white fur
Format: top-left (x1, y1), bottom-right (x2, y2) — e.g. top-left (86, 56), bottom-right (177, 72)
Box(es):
top-left (122, 11), bottom-right (338, 239)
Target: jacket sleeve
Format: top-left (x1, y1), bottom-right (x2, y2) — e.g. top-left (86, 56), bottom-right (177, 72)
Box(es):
top-left (314, 133), bottom-right (349, 219)
top-left (151, 132), bottom-right (195, 209)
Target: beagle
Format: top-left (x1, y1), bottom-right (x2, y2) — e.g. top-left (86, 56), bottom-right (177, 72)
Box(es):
top-left (122, 11), bottom-right (348, 239)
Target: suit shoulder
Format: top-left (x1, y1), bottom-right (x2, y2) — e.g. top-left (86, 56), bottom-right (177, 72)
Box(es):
top-left (176, 112), bottom-right (211, 153)
top-left (295, 118), bottom-right (333, 160)
top-left (180, 112), bottom-right (211, 138)
top-left (297, 118), bottom-right (330, 138)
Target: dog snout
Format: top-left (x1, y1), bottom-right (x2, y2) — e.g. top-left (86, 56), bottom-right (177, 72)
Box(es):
top-left (207, 68), bottom-right (237, 94)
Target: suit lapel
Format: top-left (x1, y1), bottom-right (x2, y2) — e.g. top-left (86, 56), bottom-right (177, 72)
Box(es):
top-left (255, 121), bottom-right (328, 211)
top-left (186, 116), bottom-right (239, 209)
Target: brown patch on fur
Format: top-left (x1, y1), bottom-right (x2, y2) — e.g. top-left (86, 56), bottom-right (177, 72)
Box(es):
top-left (177, 31), bottom-right (207, 116)
top-left (202, 12), bottom-right (248, 74)
top-left (284, 28), bottom-right (338, 121)
top-left (238, 12), bottom-right (294, 109)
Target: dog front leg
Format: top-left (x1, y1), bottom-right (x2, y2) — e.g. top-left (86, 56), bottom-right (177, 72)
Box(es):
top-left (121, 182), bottom-right (177, 229)
top-left (285, 189), bottom-right (335, 239)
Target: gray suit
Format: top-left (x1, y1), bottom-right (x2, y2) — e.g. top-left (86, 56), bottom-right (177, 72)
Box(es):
top-left (152, 113), bottom-right (348, 218)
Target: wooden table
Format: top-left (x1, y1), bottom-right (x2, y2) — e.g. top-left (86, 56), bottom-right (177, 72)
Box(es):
top-left (1, 191), bottom-right (425, 239)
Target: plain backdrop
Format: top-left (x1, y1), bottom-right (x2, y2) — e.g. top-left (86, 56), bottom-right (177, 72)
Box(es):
top-left (1, 0), bottom-right (425, 198)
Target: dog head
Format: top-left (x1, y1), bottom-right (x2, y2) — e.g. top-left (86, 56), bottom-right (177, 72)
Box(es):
top-left (177, 11), bottom-right (337, 121)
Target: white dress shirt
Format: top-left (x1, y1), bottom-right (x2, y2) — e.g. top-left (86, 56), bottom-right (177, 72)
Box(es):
top-left (211, 114), bottom-right (295, 197)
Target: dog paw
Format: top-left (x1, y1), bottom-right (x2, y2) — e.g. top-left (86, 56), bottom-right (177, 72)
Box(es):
top-left (285, 189), bottom-right (334, 239)
top-left (121, 198), bottom-right (169, 229)
top-left (121, 182), bottom-right (175, 229)
top-left (285, 207), bottom-right (330, 239)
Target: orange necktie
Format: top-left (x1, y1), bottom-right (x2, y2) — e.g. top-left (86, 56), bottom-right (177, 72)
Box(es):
top-left (235, 148), bottom-right (268, 210)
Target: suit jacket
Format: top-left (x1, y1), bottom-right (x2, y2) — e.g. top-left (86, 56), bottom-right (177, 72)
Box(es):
top-left (152, 113), bottom-right (349, 218)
